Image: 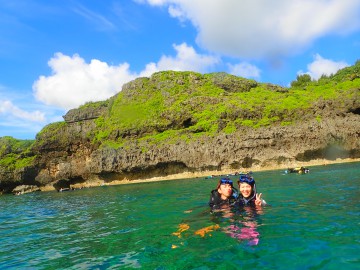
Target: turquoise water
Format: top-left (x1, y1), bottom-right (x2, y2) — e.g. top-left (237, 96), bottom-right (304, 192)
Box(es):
top-left (1, 162), bottom-right (359, 269)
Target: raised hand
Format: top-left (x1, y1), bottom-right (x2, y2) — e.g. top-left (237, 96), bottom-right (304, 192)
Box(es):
top-left (255, 193), bottom-right (262, 206)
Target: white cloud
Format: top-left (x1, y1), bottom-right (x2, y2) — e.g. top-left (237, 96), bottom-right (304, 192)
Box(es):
top-left (33, 44), bottom-right (219, 110)
top-left (0, 100), bottom-right (45, 122)
top-left (33, 53), bottom-right (137, 110)
top-left (298, 54), bottom-right (349, 80)
top-left (138, 0), bottom-right (360, 59)
top-left (228, 62), bottom-right (261, 79)
top-left (134, 0), bottom-right (167, 5)
top-left (140, 42), bottom-right (219, 76)
top-left (72, 4), bottom-right (116, 31)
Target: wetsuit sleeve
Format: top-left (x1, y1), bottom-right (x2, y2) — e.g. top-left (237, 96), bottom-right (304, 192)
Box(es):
top-left (209, 190), bottom-right (220, 208)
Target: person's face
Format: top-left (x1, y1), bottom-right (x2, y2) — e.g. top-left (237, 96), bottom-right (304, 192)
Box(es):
top-left (239, 182), bottom-right (252, 198)
top-left (218, 184), bottom-right (233, 200)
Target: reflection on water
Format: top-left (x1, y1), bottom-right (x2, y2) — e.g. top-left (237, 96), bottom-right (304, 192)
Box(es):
top-left (0, 162), bottom-right (359, 269)
top-left (198, 205), bottom-right (264, 246)
top-left (223, 207), bottom-right (262, 246)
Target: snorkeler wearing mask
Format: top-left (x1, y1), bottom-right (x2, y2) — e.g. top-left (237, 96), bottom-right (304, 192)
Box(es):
top-left (209, 178), bottom-right (238, 210)
top-left (237, 174), bottom-right (266, 207)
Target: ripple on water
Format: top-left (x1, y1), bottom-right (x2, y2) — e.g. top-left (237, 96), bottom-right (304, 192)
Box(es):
top-left (68, 252), bottom-right (141, 269)
top-left (0, 162), bottom-right (359, 269)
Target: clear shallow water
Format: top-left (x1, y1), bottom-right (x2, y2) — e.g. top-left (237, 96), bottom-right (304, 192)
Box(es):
top-left (1, 162), bottom-right (359, 269)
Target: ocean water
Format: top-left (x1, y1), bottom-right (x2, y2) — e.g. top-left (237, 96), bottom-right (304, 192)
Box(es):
top-left (1, 162), bottom-right (359, 269)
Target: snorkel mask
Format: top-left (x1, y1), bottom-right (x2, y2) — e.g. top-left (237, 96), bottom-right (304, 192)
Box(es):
top-left (238, 174), bottom-right (255, 185)
top-left (217, 177), bottom-right (238, 199)
top-left (220, 178), bottom-right (233, 186)
top-left (237, 174), bottom-right (257, 200)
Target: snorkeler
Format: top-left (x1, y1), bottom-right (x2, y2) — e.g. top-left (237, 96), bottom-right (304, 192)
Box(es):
top-left (209, 178), bottom-right (238, 210)
top-left (236, 174), bottom-right (266, 207)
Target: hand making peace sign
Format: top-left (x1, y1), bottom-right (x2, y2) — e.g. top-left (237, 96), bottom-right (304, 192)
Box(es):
top-left (255, 193), bottom-right (263, 206)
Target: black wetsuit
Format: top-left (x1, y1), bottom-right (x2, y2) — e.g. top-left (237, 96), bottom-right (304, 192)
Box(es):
top-left (209, 189), bottom-right (238, 210)
top-left (236, 194), bottom-right (257, 207)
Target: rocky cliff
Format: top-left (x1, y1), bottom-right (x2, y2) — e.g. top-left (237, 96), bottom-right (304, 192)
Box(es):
top-left (0, 67), bottom-right (359, 194)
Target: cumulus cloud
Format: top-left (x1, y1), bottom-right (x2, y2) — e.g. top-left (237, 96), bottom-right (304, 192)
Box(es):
top-left (140, 42), bottom-right (219, 76)
top-left (138, 0), bottom-right (360, 59)
top-left (0, 100), bottom-right (45, 122)
top-left (298, 54), bottom-right (349, 80)
top-left (33, 43), bottom-right (219, 110)
top-left (228, 62), bottom-right (261, 79)
top-left (33, 53), bottom-right (137, 110)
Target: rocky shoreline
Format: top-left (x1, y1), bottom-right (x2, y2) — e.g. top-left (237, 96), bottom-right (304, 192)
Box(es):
top-left (34, 158), bottom-right (359, 193)
top-left (2, 69), bottom-right (359, 195)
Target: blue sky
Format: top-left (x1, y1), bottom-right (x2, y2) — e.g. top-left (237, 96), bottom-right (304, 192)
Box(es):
top-left (1, 0), bottom-right (360, 140)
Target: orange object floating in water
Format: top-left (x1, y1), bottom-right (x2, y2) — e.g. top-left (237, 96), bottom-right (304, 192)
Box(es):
top-left (194, 224), bottom-right (220, 237)
top-left (172, 223), bottom-right (190, 238)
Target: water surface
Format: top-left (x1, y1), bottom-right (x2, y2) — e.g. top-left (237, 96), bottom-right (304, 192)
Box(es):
top-left (1, 162), bottom-right (359, 269)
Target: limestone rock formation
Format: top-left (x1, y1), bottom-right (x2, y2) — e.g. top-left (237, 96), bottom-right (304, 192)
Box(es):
top-left (12, 185), bottom-right (41, 195)
top-left (0, 68), bottom-right (359, 193)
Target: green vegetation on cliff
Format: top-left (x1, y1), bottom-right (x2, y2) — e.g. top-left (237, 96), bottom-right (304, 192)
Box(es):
top-left (87, 61), bottom-right (359, 148)
top-left (2, 61), bottom-right (360, 162)
top-left (0, 61), bottom-right (359, 193)
top-left (0, 136), bottom-right (35, 170)
top-left (0, 136), bottom-right (34, 157)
